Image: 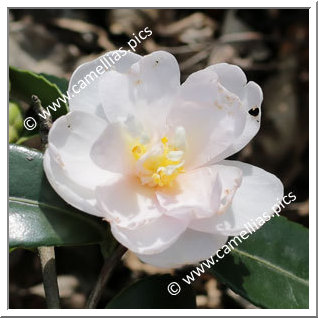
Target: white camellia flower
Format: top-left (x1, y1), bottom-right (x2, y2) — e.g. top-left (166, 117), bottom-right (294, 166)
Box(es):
top-left (44, 50), bottom-right (284, 268)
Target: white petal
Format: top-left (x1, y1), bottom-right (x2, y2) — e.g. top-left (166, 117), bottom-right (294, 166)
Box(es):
top-left (68, 50), bottom-right (141, 118)
top-left (156, 165), bottom-right (242, 220)
top-left (44, 111), bottom-right (117, 216)
top-left (137, 229), bottom-right (228, 268)
top-left (206, 63), bottom-right (247, 96)
top-left (90, 122), bottom-right (135, 174)
top-left (189, 160), bottom-right (284, 236)
top-left (99, 51), bottom-right (180, 133)
top-left (44, 148), bottom-right (103, 216)
top-left (43, 112), bottom-right (110, 216)
top-left (95, 176), bottom-right (162, 229)
top-left (98, 71), bottom-right (133, 122)
top-left (167, 69), bottom-right (246, 168)
top-left (206, 64), bottom-right (263, 162)
top-left (129, 50), bottom-right (180, 101)
top-left (46, 111), bottom-right (113, 188)
top-left (241, 81), bottom-right (263, 108)
top-left (111, 215), bottom-right (188, 255)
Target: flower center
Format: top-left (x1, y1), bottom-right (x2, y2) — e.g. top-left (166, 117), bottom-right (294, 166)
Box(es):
top-left (130, 128), bottom-right (186, 187)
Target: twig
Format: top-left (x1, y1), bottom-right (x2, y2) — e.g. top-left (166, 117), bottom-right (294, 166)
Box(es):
top-left (31, 95), bottom-right (52, 146)
top-left (86, 244), bottom-right (127, 309)
top-left (219, 31), bottom-right (263, 44)
top-left (38, 246), bottom-right (61, 309)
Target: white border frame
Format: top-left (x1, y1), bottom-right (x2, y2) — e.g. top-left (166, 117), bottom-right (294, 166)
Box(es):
top-left (2, 1), bottom-right (316, 316)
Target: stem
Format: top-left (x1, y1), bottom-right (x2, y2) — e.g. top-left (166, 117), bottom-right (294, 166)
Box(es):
top-left (38, 246), bottom-right (61, 309)
top-left (31, 95), bottom-right (52, 146)
top-left (86, 244), bottom-right (127, 309)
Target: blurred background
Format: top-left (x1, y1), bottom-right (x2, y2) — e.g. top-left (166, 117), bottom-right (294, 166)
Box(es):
top-left (9, 8), bottom-right (309, 309)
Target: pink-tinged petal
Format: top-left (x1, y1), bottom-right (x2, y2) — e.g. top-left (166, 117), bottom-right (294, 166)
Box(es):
top-left (90, 122), bottom-right (135, 174)
top-left (99, 51), bottom-right (180, 133)
top-left (68, 50), bottom-right (141, 118)
top-left (156, 164), bottom-right (242, 220)
top-left (137, 229), bottom-right (228, 268)
top-left (46, 111), bottom-right (113, 189)
top-left (98, 71), bottom-right (133, 122)
top-left (110, 215), bottom-right (188, 255)
top-left (44, 111), bottom-right (118, 217)
top-left (206, 63), bottom-right (247, 96)
top-left (167, 68), bottom-right (246, 169)
top-left (206, 64), bottom-right (263, 162)
top-left (44, 148), bottom-right (106, 217)
top-left (129, 50), bottom-right (180, 101)
top-left (95, 176), bottom-right (162, 230)
top-left (189, 160), bottom-right (284, 236)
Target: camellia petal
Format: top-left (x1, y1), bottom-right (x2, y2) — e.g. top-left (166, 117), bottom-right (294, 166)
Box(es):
top-left (43, 111), bottom-right (118, 217)
top-left (110, 215), bottom-right (188, 255)
top-left (156, 164), bottom-right (242, 220)
top-left (44, 147), bottom-right (104, 217)
top-left (95, 176), bottom-right (163, 229)
top-left (44, 111), bottom-right (114, 188)
top-left (137, 229), bottom-right (228, 268)
top-left (90, 122), bottom-right (135, 174)
top-left (206, 64), bottom-right (263, 163)
top-left (99, 50), bottom-right (180, 133)
top-left (167, 69), bottom-right (247, 168)
top-left (189, 160), bottom-right (284, 236)
top-left (206, 63), bottom-right (247, 96)
top-left (68, 50), bottom-right (141, 118)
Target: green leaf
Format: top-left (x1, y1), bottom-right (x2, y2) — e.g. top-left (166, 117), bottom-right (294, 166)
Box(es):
top-left (39, 73), bottom-right (69, 95)
top-left (9, 66), bottom-right (68, 121)
top-left (210, 216), bottom-right (309, 309)
top-left (9, 101), bottom-right (24, 143)
top-left (106, 274), bottom-right (196, 309)
top-left (9, 144), bottom-right (115, 249)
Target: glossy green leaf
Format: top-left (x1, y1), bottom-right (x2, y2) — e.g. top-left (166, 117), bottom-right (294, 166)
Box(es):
top-left (106, 274), bottom-right (196, 309)
top-left (39, 73), bottom-right (69, 95)
top-left (210, 216), bottom-right (309, 308)
top-left (9, 144), bottom-right (115, 249)
top-left (9, 66), bottom-right (68, 121)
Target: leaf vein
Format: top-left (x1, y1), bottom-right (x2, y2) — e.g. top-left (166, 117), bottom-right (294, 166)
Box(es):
top-left (232, 248), bottom-right (308, 286)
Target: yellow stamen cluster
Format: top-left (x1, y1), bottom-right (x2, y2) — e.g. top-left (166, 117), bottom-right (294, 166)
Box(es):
top-left (131, 136), bottom-right (185, 187)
